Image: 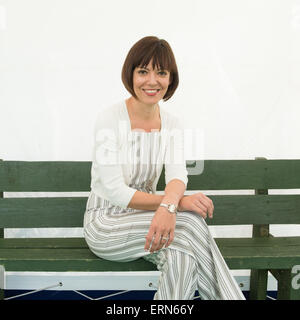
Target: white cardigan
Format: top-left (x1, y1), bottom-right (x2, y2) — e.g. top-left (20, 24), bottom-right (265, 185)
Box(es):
top-left (90, 100), bottom-right (188, 209)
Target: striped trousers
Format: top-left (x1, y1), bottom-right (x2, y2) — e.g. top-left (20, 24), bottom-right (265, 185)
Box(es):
top-left (83, 208), bottom-right (245, 300)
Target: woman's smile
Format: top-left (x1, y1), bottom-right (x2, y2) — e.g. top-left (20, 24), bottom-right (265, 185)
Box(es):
top-left (143, 89), bottom-right (161, 96)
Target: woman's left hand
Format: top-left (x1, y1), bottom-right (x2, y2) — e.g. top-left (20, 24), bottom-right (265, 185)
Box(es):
top-left (178, 192), bottom-right (214, 219)
top-left (144, 206), bottom-right (176, 253)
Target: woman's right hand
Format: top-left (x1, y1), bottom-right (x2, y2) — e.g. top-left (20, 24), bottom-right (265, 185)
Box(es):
top-left (144, 207), bottom-right (176, 253)
top-left (178, 193), bottom-right (214, 219)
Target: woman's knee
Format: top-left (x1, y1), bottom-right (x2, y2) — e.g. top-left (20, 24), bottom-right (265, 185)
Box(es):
top-left (174, 211), bottom-right (210, 243)
top-left (176, 211), bottom-right (207, 230)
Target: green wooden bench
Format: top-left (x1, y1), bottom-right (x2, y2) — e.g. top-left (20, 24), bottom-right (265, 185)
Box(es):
top-left (0, 158), bottom-right (300, 300)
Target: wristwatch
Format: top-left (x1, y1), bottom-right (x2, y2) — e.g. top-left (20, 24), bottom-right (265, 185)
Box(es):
top-left (159, 203), bottom-right (177, 214)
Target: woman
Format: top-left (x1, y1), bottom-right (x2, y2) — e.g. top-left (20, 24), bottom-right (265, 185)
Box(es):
top-left (83, 36), bottom-right (245, 300)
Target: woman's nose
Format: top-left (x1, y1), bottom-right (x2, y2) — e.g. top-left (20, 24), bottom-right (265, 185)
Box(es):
top-left (147, 71), bottom-right (158, 84)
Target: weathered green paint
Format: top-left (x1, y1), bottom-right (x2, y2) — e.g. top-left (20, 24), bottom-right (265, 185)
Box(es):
top-left (186, 159), bottom-right (300, 190)
top-left (0, 161), bottom-right (92, 192)
top-left (249, 270), bottom-right (268, 300)
top-left (0, 194), bottom-right (300, 228)
top-left (0, 197), bottom-right (87, 228)
top-left (0, 263), bottom-right (4, 300)
top-left (249, 160), bottom-right (269, 300)
top-left (277, 269), bottom-right (300, 300)
top-left (0, 237), bottom-right (87, 249)
top-left (1, 160), bottom-right (300, 191)
top-left (0, 160), bottom-right (3, 299)
top-left (0, 160), bottom-right (3, 239)
top-left (0, 237), bottom-right (300, 271)
top-left (2, 235), bottom-right (300, 249)
top-left (0, 158), bottom-right (300, 299)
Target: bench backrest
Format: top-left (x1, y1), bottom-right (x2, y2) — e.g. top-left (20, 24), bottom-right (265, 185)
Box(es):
top-left (0, 159), bottom-right (299, 229)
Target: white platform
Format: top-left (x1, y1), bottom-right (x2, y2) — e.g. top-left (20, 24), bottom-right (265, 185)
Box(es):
top-left (3, 270), bottom-right (277, 292)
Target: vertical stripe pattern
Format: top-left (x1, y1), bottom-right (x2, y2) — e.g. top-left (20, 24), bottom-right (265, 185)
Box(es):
top-left (84, 131), bottom-right (245, 300)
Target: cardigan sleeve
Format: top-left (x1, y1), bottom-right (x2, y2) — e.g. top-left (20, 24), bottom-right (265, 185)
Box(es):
top-left (164, 115), bottom-right (188, 188)
top-left (90, 110), bottom-right (137, 209)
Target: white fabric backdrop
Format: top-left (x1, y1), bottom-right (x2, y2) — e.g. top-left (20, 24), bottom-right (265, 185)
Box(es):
top-left (0, 0), bottom-right (299, 239)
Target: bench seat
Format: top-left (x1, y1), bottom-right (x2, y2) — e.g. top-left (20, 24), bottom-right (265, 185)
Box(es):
top-left (1, 237), bottom-right (300, 272)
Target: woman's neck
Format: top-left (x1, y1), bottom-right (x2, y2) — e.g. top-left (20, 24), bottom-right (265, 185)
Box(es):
top-left (126, 97), bottom-right (159, 121)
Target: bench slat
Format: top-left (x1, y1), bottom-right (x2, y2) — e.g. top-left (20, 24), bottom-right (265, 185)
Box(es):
top-left (187, 159), bottom-right (300, 190)
top-left (0, 238), bottom-right (86, 249)
top-left (0, 161), bottom-right (91, 192)
top-left (1, 195), bottom-right (300, 228)
top-left (0, 248), bottom-right (157, 272)
top-left (1, 237), bottom-right (300, 271)
top-left (1, 236), bottom-right (300, 249)
top-left (1, 160), bottom-right (300, 191)
top-left (0, 197), bottom-right (86, 228)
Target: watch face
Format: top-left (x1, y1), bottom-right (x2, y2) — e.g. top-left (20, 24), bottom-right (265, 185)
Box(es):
top-left (169, 204), bottom-right (176, 213)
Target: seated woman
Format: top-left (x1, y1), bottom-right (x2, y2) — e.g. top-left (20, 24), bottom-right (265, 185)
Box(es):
top-left (83, 36), bottom-right (245, 300)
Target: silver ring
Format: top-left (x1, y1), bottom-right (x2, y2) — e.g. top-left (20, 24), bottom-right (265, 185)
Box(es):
top-left (161, 237), bottom-right (169, 241)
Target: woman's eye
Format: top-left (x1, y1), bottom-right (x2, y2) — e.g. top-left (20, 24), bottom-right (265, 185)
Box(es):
top-left (158, 71), bottom-right (167, 76)
top-left (138, 70), bottom-right (147, 74)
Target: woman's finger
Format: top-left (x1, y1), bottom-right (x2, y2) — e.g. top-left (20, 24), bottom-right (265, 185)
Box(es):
top-left (144, 227), bottom-right (155, 251)
top-left (195, 199), bottom-right (208, 219)
top-left (197, 194), bottom-right (214, 218)
top-left (149, 231), bottom-right (162, 253)
top-left (165, 230), bottom-right (174, 248)
top-left (157, 233), bottom-right (170, 250)
top-left (191, 202), bottom-right (208, 219)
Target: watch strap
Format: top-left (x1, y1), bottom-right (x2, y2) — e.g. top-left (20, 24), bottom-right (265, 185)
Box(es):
top-left (159, 203), bottom-right (177, 214)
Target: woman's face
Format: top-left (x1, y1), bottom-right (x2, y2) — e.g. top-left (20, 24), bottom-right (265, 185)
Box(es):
top-left (132, 59), bottom-right (171, 105)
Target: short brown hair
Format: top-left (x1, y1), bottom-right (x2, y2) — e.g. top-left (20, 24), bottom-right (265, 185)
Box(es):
top-left (121, 36), bottom-right (179, 102)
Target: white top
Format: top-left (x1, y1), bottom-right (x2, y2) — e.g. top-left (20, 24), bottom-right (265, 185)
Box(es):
top-left (90, 100), bottom-right (188, 209)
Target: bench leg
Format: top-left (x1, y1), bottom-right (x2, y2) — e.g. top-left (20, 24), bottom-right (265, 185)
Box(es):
top-left (277, 269), bottom-right (300, 300)
top-left (0, 265), bottom-right (5, 300)
top-left (249, 269), bottom-right (268, 300)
